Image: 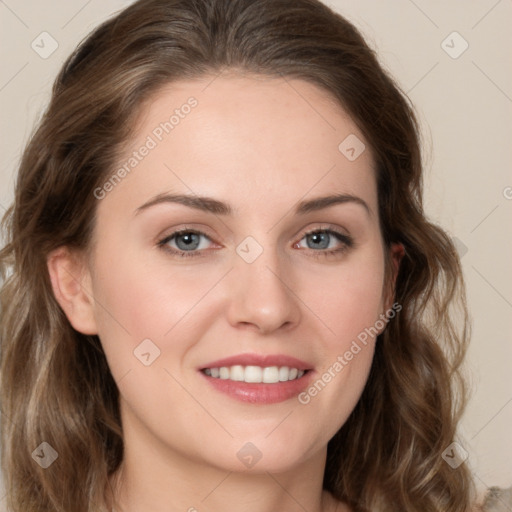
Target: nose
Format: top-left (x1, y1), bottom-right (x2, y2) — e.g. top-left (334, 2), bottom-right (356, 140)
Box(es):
top-left (225, 244), bottom-right (301, 335)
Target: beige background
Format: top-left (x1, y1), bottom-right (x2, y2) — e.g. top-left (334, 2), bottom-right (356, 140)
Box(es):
top-left (0, 0), bottom-right (511, 505)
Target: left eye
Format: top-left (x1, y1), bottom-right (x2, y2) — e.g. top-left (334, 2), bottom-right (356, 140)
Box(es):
top-left (295, 229), bottom-right (350, 251)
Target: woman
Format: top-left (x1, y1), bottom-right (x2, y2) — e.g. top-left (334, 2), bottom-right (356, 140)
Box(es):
top-left (0, 0), bottom-right (476, 510)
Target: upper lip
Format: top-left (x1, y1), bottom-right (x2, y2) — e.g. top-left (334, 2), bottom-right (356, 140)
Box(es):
top-left (200, 353), bottom-right (313, 371)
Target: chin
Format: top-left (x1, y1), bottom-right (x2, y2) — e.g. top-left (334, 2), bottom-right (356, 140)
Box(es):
top-left (196, 435), bottom-right (324, 475)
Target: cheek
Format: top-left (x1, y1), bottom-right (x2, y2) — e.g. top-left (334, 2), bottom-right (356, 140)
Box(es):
top-left (89, 243), bottom-right (225, 375)
top-left (297, 249), bottom-right (386, 347)
top-left (291, 248), bottom-right (384, 427)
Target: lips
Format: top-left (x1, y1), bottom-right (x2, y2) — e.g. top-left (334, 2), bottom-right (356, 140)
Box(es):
top-left (199, 353), bottom-right (314, 404)
top-left (201, 353), bottom-right (312, 371)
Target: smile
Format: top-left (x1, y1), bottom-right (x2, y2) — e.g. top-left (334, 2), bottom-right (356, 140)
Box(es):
top-left (203, 365), bottom-right (307, 383)
top-left (199, 354), bottom-right (314, 404)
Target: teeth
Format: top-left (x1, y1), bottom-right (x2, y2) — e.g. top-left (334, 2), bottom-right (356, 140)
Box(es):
top-left (245, 365), bottom-right (262, 383)
top-left (231, 365), bottom-right (245, 381)
top-left (204, 365), bottom-right (306, 383)
top-left (279, 366), bottom-right (290, 381)
top-left (262, 366), bottom-right (279, 383)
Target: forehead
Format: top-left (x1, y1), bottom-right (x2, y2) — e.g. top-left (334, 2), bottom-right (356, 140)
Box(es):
top-left (101, 73), bottom-right (378, 220)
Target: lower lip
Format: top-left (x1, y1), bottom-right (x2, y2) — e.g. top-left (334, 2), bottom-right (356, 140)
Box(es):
top-left (200, 371), bottom-right (314, 404)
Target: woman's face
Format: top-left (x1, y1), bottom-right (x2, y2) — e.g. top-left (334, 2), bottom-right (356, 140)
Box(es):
top-left (85, 74), bottom-right (397, 473)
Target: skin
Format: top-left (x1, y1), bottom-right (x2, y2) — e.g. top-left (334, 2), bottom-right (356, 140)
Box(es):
top-left (48, 72), bottom-right (402, 512)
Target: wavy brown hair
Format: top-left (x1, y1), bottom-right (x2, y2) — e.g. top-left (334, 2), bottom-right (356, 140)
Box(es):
top-left (0, 0), bottom-right (474, 510)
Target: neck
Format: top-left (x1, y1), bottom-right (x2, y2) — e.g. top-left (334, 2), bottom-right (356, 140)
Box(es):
top-left (107, 421), bottom-right (339, 512)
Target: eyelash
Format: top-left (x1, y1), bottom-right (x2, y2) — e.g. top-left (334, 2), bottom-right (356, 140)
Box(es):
top-left (157, 227), bottom-right (353, 259)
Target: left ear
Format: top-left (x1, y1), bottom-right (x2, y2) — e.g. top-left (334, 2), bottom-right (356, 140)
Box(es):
top-left (382, 242), bottom-right (405, 312)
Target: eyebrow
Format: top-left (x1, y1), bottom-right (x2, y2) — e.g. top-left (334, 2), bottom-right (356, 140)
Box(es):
top-left (135, 192), bottom-right (371, 217)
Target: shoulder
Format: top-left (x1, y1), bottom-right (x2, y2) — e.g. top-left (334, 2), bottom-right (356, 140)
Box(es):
top-left (478, 485), bottom-right (512, 511)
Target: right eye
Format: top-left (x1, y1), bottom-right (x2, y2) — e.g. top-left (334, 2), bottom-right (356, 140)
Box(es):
top-left (158, 229), bottom-right (215, 258)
